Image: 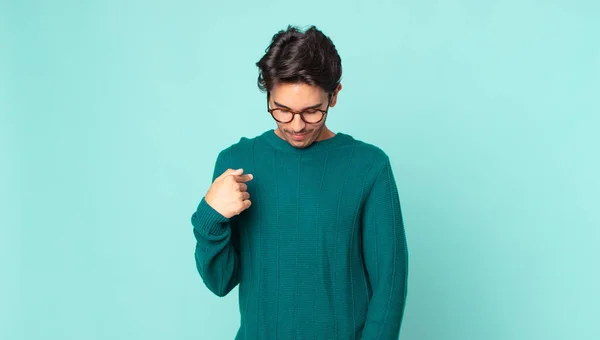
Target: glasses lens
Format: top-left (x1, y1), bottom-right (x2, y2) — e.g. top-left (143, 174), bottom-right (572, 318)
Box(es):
top-left (271, 109), bottom-right (292, 123)
top-left (302, 110), bottom-right (324, 123)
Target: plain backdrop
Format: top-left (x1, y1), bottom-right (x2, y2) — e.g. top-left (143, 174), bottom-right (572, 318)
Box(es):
top-left (1, 0), bottom-right (599, 339)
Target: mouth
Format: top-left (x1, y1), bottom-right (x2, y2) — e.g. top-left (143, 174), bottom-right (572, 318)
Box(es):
top-left (289, 132), bottom-right (309, 141)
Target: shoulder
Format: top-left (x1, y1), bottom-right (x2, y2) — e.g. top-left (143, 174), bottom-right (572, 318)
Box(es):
top-left (214, 131), bottom-right (267, 165)
top-left (342, 135), bottom-right (401, 196)
top-left (225, 131), bottom-right (265, 153)
top-left (343, 133), bottom-right (391, 169)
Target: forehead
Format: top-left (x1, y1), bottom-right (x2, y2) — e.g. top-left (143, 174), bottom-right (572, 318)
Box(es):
top-left (270, 82), bottom-right (326, 107)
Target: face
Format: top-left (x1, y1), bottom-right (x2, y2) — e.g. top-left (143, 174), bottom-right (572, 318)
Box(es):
top-left (269, 82), bottom-right (342, 149)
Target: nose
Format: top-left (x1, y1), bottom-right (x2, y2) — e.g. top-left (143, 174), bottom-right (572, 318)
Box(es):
top-left (290, 113), bottom-right (306, 132)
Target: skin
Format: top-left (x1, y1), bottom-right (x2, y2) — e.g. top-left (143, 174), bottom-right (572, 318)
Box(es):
top-left (269, 82), bottom-right (342, 149)
top-left (205, 82), bottom-right (342, 218)
top-left (205, 168), bottom-right (253, 219)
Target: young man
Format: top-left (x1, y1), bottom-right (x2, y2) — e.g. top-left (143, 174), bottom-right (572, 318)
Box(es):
top-left (191, 25), bottom-right (408, 339)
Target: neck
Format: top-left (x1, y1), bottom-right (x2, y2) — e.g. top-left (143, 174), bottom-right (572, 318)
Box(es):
top-left (274, 125), bottom-right (336, 141)
top-left (316, 126), bottom-right (335, 141)
top-left (265, 127), bottom-right (347, 154)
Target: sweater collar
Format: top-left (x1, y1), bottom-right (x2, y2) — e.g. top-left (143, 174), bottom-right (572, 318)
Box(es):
top-left (261, 129), bottom-right (351, 154)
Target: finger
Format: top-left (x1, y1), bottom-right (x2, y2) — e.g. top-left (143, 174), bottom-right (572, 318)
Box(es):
top-left (217, 168), bottom-right (243, 180)
top-left (239, 191), bottom-right (250, 200)
top-left (237, 183), bottom-right (248, 192)
top-left (242, 199), bottom-right (251, 210)
top-left (234, 173), bottom-right (253, 183)
top-left (235, 199), bottom-right (251, 215)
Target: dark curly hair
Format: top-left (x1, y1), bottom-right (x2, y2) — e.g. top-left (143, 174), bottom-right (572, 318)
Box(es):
top-left (256, 25), bottom-right (342, 95)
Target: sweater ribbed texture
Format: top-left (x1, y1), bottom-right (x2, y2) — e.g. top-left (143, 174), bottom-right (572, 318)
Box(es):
top-left (191, 129), bottom-right (408, 340)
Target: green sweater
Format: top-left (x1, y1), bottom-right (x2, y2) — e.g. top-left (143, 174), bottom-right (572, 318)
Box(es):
top-left (191, 129), bottom-right (408, 339)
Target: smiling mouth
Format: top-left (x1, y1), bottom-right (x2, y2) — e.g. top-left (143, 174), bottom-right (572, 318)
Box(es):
top-left (289, 132), bottom-right (308, 141)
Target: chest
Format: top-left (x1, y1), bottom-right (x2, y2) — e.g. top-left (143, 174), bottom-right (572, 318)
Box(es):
top-left (238, 153), bottom-right (371, 243)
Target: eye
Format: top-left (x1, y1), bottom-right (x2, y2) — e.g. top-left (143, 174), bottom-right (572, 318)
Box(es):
top-left (303, 109), bottom-right (319, 114)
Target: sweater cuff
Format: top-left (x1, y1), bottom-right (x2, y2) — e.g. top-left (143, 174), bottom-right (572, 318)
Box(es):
top-left (192, 198), bottom-right (230, 237)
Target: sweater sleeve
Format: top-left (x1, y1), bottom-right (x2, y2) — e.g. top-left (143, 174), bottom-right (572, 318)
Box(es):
top-left (360, 157), bottom-right (409, 339)
top-left (190, 148), bottom-right (241, 297)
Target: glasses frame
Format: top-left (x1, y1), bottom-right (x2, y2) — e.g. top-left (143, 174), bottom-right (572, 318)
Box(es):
top-left (267, 92), bottom-right (333, 124)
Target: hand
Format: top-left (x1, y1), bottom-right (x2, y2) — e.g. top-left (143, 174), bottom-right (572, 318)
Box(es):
top-left (205, 168), bottom-right (253, 219)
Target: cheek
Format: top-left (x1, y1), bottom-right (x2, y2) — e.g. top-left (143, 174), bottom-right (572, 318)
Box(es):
top-left (311, 123), bottom-right (324, 133)
top-left (276, 122), bottom-right (288, 132)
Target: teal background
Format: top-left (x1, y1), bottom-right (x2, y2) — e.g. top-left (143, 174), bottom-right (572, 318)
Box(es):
top-left (2, 0), bottom-right (599, 339)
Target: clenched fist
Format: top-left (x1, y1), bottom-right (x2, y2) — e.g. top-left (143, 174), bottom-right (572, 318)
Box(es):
top-left (205, 168), bottom-right (253, 219)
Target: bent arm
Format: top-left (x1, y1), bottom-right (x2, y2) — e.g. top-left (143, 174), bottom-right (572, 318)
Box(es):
top-left (191, 197), bottom-right (240, 297)
top-left (190, 148), bottom-right (240, 297)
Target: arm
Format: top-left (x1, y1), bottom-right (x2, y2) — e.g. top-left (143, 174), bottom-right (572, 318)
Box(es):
top-left (190, 148), bottom-right (241, 297)
top-left (361, 157), bottom-right (409, 339)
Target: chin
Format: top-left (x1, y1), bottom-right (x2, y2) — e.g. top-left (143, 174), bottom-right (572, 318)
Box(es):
top-left (286, 133), bottom-right (315, 148)
top-left (288, 139), bottom-right (310, 148)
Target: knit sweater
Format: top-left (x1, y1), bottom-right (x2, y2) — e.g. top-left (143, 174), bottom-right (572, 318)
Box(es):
top-left (191, 129), bottom-right (408, 340)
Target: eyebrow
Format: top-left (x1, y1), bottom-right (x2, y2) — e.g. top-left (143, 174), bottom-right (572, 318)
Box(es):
top-left (273, 100), bottom-right (323, 111)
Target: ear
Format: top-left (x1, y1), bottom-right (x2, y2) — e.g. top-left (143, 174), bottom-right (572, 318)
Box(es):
top-left (329, 83), bottom-right (342, 107)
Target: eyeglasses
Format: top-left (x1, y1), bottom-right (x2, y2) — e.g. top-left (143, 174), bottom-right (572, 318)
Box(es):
top-left (267, 92), bottom-right (332, 124)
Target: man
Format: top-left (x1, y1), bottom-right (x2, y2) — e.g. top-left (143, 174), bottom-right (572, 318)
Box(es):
top-left (191, 25), bottom-right (408, 339)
